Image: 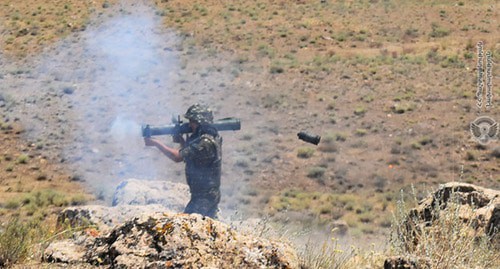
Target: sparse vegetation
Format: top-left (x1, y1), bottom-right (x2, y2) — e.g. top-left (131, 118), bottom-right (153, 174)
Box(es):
top-left (391, 102), bottom-right (415, 114)
top-left (16, 154), bottom-right (29, 164)
top-left (0, 218), bottom-right (35, 266)
top-left (234, 158), bottom-right (249, 168)
top-left (3, 189), bottom-right (89, 213)
top-left (429, 22), bottom-right (450, 38)
top-left (389, 189), bottom-right (498, 269)
top-left (355, 129), bottom-right (368, 136)
top-left (297, 147), bottom-right (315, 159)
top-left (269, 190), bottom-right (396, 231)
top-left (299, 232), bottom-right (356, 269)
top-left (0, 0), bottom-right (115, 57)
top-left (0, 188), bottom-right (91, 266)
top-left (318, 134), bottom-right (338, 153)
top-left (353, 106), bottom-right (367, 116)
top-left (307, 166), bottom-right (326, 179)
top-left (1, 0), bottom-right (499, 267)
top-left (410, 136), bottom-right (434, 150)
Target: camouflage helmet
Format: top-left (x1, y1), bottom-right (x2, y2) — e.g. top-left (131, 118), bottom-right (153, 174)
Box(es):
top-left (184, 103), bottom-right (214, 124)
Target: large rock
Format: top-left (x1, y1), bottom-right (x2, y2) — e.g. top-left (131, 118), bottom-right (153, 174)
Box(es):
top-left (44, 212), bottom-right (300, 268)
top-left (111, 179), bottom-right (190, 212)
top-left (384, 256), bottom-right (430, 269)
top-left (57, 204), bottom-right (170, 233)
top-left (386, 182), bottom-right (500, 267)
top-left (406, 182), bottom-right (499, 248)
top-left (56, 178), bottom-right (191, 233)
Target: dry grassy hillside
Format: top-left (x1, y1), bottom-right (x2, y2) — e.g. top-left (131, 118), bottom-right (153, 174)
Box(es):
top-left (0, 0), bottom-right (498, 265)
top-left (152, 0), bottom-right (499, 232)
top-left (0, 0), bottom-right (112, 219)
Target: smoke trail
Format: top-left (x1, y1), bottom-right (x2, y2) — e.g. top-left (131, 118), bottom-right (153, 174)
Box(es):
top-left (89, 17), bottom-right (157, 78)
top-left (62, 5), bottom-right (185, 198)
top-left (1, 2), bottom-right (252, 213)
top-left (0, 2), bottom-right (185, 200)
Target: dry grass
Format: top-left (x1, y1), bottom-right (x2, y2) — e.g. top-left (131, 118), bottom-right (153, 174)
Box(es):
top-left (0, 215), bottom-right (59, 267)
top-left (0, 218), bottom-right (37, 267)
top-left (268, 189), bottom-right (396, 229)
top-left (0, 0), bottom-right (499, 266)
top-left (299, 231), bottom-right (356, 269)
top-left (0, 214), bottom-right (96, 267)
top-left (0, 0), bottom-right (114, 58)
top-left (0, 189), bottom-right (91, 266)
top-left (155, 0), bottom-right (497, 73)
top-left (389, 188), bottom-right (498, 269)
top-left (296, 187), bottom-right (498, 268)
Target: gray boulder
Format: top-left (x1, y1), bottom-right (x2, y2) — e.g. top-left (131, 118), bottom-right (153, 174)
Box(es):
top-left (386, 182), bottom-right (499, 267)
top-left (44, 212), bottom-right (300, 268)
top-left (384, 256), bottom-right (430, 269)
top-left (56, 178), bottom-right (191, 233)
top-left (111, 178), bottom-right (190, 213)
top-left (45, 179), bottom-right (299, 268)
top-left (57, 204), bottom-right (169, 233)
top-left (406, 182), bottom-right (499, 247)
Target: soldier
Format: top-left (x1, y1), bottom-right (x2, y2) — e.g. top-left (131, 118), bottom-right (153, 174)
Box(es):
top-left (144, 104), bottom-right (222, 219)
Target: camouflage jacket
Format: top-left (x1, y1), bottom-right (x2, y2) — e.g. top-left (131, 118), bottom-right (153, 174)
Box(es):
top-left (180, 125), bottom-right (222, 192)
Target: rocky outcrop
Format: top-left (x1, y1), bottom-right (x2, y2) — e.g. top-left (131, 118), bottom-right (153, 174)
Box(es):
top-left (405, 182), bottom-right (499, 248)
top-left (386, 182), bottom-right (499, 268)
top-left (111, 179), bottom-right (190, 212)
top-left (384, 256), bottom-right (430, 269)
top-left (44, 212), bottom-right (300, 268)
top-left (45, 177), bottom-right (299, 268)
top-left (56, 178), bottom-right (191, 233)
top-left (45, 179), bottom-right (304, 268)
top-left (57, 204), bottom-right (170, 233)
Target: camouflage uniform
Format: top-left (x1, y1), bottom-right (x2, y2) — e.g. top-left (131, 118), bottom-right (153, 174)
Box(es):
top-left (179, 104), bottom-right (222, 219)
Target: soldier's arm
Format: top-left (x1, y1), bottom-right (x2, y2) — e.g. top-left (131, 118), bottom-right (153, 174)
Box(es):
top-left (144, 137), bottom-right (183, 162)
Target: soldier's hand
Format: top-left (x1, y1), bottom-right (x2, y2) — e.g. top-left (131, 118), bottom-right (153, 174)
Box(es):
top-left (144, 137), bottom-right (157, 147)
top-left (172, 134), bottom-right (184, 144)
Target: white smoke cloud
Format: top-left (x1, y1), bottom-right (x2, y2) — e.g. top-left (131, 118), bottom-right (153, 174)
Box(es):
top-left (1, 2), bottom-right (251, 214)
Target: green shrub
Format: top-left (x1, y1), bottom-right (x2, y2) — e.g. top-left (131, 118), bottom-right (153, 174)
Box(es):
top-left (16, 154), bottom-right (29, 164)
top-left (334, 133), bottom-right (348, 142)
top-left (0, 218), bottom-right (34, 266)
top-left (240, 134), bottom-right (253, 141)
top-left (440, 54), bottom-right (465, 68)
top-left (234, 158), bottom-right (249, 168)
top-left (354, 106), bottom-right (366, 116)
top-left (299, 232), bottom-right (354, 269)
top-left (391, 102), bottom-right (415, 114)
top-left (5, 165), bottom-right (14, 172)
top-left (297, 147), bottom-right (315, 158)
top-left (3, 199), bottom-right (20, 210)
top-left (429, 23), bottom-right (450, 38)
top-left (307, 166), bottom-right (326, 178)
top-left (410, 142), bottom-right (422, 150)
top-left (404, 27), bottom-right (419, 38)
top-left (270, 64), bottom-right (284, 74)
top-left (319, 134), bottom-right (338, 153)
top-left (0, 122), bottom-right (12, 131)
top-left (20, 189), bottom-right (70, 209)
top-left (411, 136), bottom-right (433, 150)
top-left (355, 129), bottom-right (368, 136)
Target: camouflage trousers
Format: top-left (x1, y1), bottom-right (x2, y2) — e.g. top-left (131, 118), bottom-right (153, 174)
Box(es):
top-left (184, 188), bottom-right (220, 219)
